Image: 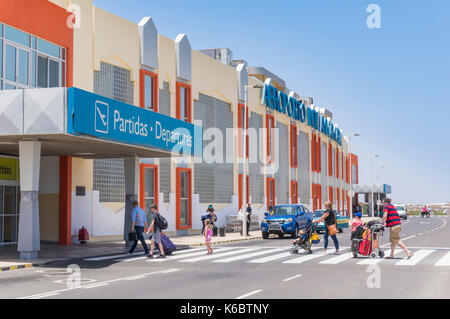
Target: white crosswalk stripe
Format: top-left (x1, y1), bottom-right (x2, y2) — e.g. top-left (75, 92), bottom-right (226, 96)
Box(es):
top-left (357, 249), bottom-right (402, 265)
top-left (162, 247), bottom-right (234, 261)
top-left (435, 252), bottom-right (450, 266)
top-left (396, 250), bottom-right (435, 266)
top-left (283, 252), bottom-right (326, 264)
top-left (180, 248), bottom-right (259, 263)
top-left (320, 252), bottom-right (353, 264)
top-left (213, 248), bottom-right (286, 263)
top-left (247, 251), bottom-right (293, 263)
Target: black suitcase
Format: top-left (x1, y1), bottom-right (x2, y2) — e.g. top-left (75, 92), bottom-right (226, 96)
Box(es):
top-left (212, 226), bottom-right (218, 237)
top-left (128, 232), bottom-right (137, 241)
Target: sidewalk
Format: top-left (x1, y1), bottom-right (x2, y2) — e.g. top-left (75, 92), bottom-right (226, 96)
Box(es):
top-left (0, 230), bottom-right (262, 272)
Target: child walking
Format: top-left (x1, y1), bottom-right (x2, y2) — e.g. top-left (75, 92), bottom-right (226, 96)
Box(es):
top-left (204, 219), bottom-right (213, 255)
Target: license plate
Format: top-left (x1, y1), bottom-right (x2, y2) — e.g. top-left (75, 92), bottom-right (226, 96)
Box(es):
top-left (269, 225), bottom-right (282, 231)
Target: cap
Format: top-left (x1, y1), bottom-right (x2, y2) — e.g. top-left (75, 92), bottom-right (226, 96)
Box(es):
top-left (355, 212), bottom-right (362, 218)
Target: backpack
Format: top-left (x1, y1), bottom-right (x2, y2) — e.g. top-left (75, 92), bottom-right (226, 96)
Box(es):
top-left (154, 214), bottom-right (168, 230)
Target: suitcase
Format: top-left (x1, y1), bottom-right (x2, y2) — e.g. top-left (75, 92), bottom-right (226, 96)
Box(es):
top-left (212, 226), bottom-right (218, 237)
top-left (154, 233), bottom-right (176, 255)
top-left (358, 230), bottom-right (372, 256)
top-left (128, 232), bottom-right (137, 241)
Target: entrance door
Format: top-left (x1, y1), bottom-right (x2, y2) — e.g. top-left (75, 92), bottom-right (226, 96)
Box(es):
top-left (176, 168), bottom-right (191, 230)
top-left (267, 177), bottom-right (275, 209)
top-left (0, 186), bottom-right (20, 245)
top-left (139, 164), bottom-right (158, 214)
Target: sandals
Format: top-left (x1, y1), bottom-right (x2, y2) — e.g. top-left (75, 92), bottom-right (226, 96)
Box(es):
top-left (406, 252), bottom-right (414, 260)
top-left (385, 256), bottom-right (394, 259)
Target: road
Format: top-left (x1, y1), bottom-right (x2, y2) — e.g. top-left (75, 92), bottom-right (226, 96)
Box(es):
top-left (0, 216), bottom-right (449, 299)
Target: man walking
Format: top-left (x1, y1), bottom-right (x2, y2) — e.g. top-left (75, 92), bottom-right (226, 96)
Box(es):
top-left (246, 203), bottom-right (252, 236)
top-left (147, 204), bottom-right (165, 259)
top-left (382, 198), bottom-right (413, 260)
top-left (128, 201), bottom-right (150, 256)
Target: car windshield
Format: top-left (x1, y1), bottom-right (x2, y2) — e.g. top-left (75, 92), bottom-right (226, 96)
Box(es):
top-left (313, 210), bottom-right (325, 218)
top-left (396, 206), bottom-right (405, 211)
top-left (270, 206), bottom-right (297, 216)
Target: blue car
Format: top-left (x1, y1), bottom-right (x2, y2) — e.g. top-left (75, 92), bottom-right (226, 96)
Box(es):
top-left (313, 210), bottom-right (349, 233)
top-left (261, 204), bottom-right (313, 239)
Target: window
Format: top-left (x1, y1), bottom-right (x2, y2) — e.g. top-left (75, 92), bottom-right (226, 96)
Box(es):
top-left (176, 82), bottom-right (192, 122)
top-left (176, 168), bottom-right (192, 229)
top-left (291, 181), bottom-right (298, 204)
top-left (140, 164), bottom-right (159, 216)
top-left (0, 24), bottom-right (66, 90)
top-left (328, 144), bottom-right (333, 176)
top-left (238, 104), bottom-right (249, 158)
top-left (336, 149), bottom-right (339, 179)
top-left (140, 69), bottom-right (158, 111)
top-left (238, 174), bottom-right (249, 209)
top-left (290, 125), bottom-right (297, 168)
top-left (266, 114), bottom-right (275, 163)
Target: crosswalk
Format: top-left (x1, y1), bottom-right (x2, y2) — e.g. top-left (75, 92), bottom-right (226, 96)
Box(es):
top-left (84, 245), bottom-right (450, 267)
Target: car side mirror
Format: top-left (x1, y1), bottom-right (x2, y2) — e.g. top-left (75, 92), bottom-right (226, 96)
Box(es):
top-left (264, 212), bottom-right (269, 217)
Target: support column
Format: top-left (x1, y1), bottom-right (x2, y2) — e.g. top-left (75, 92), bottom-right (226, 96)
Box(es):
top-left (59, 156), bottom-right (72, 245)
top-left (18, 141), bottom-right (41, 260)
top-left (123, 156), bottom-right (140, 248)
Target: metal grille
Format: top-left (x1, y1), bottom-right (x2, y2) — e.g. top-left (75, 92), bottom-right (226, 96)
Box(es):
top-left (93, 62), bottom-right (133, 202)
top-left (158, 81), bottom-right (172, 202)
top-left (159, 81), bottom-right (170, 116)
top-left (94, 62), bottom-right (133, 104)
top-left (93, 158), bottom-right (125, 203)
top-left (249, 113), bottom-right (264, 204)
top-left (275, 122), bottom-right (289, 204)
top-left (194, 94), bottom-right (233, 204)
top-left (298, 130), bottom-right (310, 204)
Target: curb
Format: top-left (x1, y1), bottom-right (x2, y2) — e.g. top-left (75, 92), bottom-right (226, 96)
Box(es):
top-left (0, 262), bottom-right (47, 273)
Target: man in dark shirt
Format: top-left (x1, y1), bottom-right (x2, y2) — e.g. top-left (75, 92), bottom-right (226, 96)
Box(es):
top-left (246, 203), bottom-right (252, 236)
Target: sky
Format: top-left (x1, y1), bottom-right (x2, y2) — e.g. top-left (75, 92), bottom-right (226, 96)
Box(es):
top-left (93, 0), bottom-right (450, 205)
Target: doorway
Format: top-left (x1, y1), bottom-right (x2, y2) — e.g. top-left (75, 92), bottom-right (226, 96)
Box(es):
top-left (0, 185), bottom-right (20, 246)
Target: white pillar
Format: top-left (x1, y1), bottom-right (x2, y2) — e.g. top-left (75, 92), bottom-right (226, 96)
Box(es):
top-left (18, 141), bottom-right (41, 260)
top-left (123, 156), bottom-right (140, 247)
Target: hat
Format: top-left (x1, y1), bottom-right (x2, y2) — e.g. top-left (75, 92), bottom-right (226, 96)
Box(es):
top-left (355, 212), bottom-right (362, 218)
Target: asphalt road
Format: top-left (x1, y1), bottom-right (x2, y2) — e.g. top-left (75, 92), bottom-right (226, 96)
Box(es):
top-left (0, 216), bottom-right (449, 299)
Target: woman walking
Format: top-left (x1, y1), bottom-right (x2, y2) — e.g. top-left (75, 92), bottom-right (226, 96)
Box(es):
top-left (313, 201), bottom-right (340, 254)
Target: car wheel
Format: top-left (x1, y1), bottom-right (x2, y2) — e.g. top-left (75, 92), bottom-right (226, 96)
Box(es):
top-left (278, 233), bottom-right (284, 239)
top-left (262, 232), bottom-right (269, 239)
top-left (292, 225), bottom-right (298, 239)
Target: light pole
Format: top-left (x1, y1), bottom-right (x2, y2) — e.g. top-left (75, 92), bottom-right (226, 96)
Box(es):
top-left (371, 154), bottom-right (380, 217)
top-left (348, 133), bottom-right (360, 223)
top-left (242, 84), bottom-right (263, 237)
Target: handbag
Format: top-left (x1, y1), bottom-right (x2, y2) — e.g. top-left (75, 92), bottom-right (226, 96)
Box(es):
top-left (327, 224), bottom-right (338, 236)
top-left (128, 232), bottom-right (137, 241)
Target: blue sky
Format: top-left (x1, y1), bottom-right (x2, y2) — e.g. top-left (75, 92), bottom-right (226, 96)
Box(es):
top-left (93, 0), bottom-right (450, 204)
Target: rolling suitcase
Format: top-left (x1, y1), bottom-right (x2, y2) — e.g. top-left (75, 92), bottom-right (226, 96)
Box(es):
top-left (155, 233), bottom-right (176, 255)
top-left (358, 231), bottom-right (372, 256)
top-left (212, 226), bottom-right (218, 237)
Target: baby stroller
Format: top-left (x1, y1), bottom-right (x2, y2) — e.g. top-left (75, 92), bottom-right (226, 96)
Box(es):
top-left (351, 220), bottom-right (385, 259)
top-left (290, 222), bottom-right (320, 255)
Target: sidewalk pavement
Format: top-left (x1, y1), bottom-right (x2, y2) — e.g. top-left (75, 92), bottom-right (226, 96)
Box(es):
top-left (0, 230), bottom-right (262, 272)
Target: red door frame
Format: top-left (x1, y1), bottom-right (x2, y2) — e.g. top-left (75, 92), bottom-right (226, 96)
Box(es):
top-left (139, 164), bottom-right (159, 210)
top-left (266, 177), bottom-right (275, 209)
top-left (176, 82), bottom-right (192, 123)
top-left (237, 104), bottom-right (249, 159)
top-left (139, 69), bottom-right (158, 112)
top-left (266, 114), bottom-right (275, 163)
top-left (291, 181), bottom-right (298, 204)
top-left (176, 167), bottom-right (192, 230)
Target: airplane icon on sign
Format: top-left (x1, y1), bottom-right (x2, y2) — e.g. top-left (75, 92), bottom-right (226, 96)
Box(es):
top-left (95, 101), bottom-right (109, 133)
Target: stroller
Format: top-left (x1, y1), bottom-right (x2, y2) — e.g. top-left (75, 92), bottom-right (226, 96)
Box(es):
top-left (351, 220), bottom-right (385, 259)
top-left (290, 221), bottom-right (320, 255)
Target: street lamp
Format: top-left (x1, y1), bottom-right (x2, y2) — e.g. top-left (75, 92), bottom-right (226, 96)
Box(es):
top-left (242, 84), bottom-right (263, 238)
top-left (371, 154), bottom-right (380, 218)
top-left (348, 133), bottom-right (361, 223)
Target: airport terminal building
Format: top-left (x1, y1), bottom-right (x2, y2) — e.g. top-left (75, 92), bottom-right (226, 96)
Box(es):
top-left (0, 0), bottom-right (358, 258)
